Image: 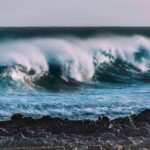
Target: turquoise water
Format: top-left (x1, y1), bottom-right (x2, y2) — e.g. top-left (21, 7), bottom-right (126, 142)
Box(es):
top-left (0, 83), bottom-right (150, 120)
top-left (0, 27), bottom-right (150, 120)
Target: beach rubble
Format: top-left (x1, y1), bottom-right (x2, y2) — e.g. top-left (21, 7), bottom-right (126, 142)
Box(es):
top-left (0, 109), bottom-right (150, 149)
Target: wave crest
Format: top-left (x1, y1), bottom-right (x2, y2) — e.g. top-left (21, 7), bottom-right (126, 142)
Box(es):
top-left (0, 35), bottom-right (150, 90)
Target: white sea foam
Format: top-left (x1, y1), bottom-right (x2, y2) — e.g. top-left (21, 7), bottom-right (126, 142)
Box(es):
top-left (0, 35), bottom-right (150, 83)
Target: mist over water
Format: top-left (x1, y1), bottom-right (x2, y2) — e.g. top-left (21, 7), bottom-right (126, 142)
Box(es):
top-left (0, 28), bottom-right (150, 120)
top-left (1, 35), bottom-right (150, 84)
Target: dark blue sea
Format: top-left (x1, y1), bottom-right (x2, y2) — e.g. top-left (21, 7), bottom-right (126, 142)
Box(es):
top-left (0, 27), bottom-right (150, 120)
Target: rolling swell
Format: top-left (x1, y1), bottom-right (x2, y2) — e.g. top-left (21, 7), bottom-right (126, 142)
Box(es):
top-left (0, 34), bottom-right (150, 91)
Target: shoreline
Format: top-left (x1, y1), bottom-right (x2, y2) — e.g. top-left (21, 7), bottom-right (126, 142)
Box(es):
top-left (0, 109), bottom-right (150, 149)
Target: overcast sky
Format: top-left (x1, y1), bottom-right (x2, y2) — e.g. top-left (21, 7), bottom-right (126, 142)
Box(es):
top-left (0, 0), bottom-right (150, 26)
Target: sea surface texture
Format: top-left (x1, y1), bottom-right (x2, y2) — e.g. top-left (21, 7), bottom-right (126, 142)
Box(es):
top-left (0, 27), bottom-right (150, 120)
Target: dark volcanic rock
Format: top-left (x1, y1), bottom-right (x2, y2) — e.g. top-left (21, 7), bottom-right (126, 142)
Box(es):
top-left (0, 109), bottom-right (150, 148)
top-left (1, 109), bottom-right (150, 136)
top-left (133, 109), bottom-right (150, 124)
top-left (11, 113), bottom-right (24, 121)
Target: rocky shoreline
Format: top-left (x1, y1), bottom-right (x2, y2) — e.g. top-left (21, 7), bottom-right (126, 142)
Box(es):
top-left (0, 109), bottom-right (150, 149)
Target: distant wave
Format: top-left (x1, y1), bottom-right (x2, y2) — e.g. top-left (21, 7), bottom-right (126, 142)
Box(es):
top-left (0, 35), bottom-right (150, 91)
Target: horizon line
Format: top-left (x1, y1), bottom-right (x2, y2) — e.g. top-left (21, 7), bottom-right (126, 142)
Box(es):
top-left (0, 26), bottom-right (150, 28)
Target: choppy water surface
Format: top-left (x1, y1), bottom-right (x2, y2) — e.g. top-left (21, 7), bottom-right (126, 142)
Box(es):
top-left (0, 83), bottom-right (149, 120)
top-left (0, 27), bottom-right (150, 120)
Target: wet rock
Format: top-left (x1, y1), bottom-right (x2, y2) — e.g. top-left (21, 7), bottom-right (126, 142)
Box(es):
top-left (114, 116), bottom-right (133, 126)
top-left (102, 143), bottom-right (113, 149)
top-left (13, 132), bottom-right (26, 140)
top-left (133, 109), bottom-right (150, 124)
top-left (137, 127), bottom-right (150, 137)
top-left (52, 138), bottom-right (58, 143)
top-left (100, 133), bottom-right (119, 142)
top-left (96, 116), bottom-right (110, 128)
top-left (141, 148), bottom-right (149, 150)
top-left (112, 145), bottom-right (123, 150)
top-left (0, 109), bottom-right (150, 148)
top-left (0, 127), bottom-right (8, 135)
top-left (75, 144), bottom-right (88, 150)
top-left (108, 123), bottom-right (113, 129)
top-left (119, 137), bottom-right (136, 147)
top-left (135, 138), bottom-right (150, 149)
top-left (118, 125), bottom-right (137, 137)
top-left (122, 145), bottom-right (136, 150)
top-left (88, 145), bottom-right (102, 150)
top-left (11, 113), bottom-right (24, 121)
top-left (48, 147), bottom-right (65, 150)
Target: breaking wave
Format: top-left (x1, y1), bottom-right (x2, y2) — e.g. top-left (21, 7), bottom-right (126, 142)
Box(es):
top-left (0, 35), bottom-right (150, 91)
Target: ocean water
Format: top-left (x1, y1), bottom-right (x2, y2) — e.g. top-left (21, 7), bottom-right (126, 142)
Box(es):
top-left (0, 27), bottom-right (150, 120)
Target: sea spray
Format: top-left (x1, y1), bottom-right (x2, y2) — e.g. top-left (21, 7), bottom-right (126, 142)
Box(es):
top-left (0, 28), bottom-right (150, 120)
